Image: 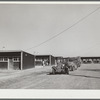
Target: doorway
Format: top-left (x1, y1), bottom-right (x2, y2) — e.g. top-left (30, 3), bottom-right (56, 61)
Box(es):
top-left (8, 58), bottom-right (14, 70)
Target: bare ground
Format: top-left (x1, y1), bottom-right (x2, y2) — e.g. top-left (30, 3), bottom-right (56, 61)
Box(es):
top-left (0, 64), bottom-right (100, 89)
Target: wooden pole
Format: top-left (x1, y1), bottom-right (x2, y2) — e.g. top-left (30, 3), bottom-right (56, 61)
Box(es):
top-left (21, 51), bottom-right (23, 70)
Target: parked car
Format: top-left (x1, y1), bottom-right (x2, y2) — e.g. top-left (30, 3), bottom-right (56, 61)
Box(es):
top-left (52, 62), bottom-right (69, 75)
top-left (67, 61), bottom-right (77, 71)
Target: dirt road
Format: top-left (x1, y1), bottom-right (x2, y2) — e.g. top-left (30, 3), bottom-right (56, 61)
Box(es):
top-left (0, 64), bottom-right (100, 89)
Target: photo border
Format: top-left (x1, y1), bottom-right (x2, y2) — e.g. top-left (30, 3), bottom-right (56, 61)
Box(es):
top-left (0, 1), bottom-right (100, 99)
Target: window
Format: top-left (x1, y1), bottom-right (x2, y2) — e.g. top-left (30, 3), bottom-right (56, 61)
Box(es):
top-left (13, 57), bottom-right (19, 62)
top-left (0, 57), bottom-right (8, 61)
top-left (0, 57), bottom-right (3, 61)
top-left (4, 57), bottom-right (8, 61)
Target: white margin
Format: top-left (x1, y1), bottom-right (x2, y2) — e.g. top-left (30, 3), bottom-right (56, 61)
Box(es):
top-left (0, 1), bottom-right (100, 4)
top-left (0, 2), bottom-right (100, 99)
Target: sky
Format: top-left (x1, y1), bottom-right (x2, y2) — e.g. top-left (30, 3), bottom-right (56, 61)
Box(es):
top-left (0, 4), bottom-right (100, 57)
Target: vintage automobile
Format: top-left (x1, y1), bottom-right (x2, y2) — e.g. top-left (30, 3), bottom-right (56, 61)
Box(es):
top-left (66, 57), bottom-right (81, 70)
top-left (67, 61), bottom-right (77, 71)
top-left (52, 62), bottom-right (69, 75)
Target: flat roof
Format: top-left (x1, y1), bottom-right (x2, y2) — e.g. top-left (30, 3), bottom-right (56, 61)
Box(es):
top-left (55, 56), bottom-right (63, 58)
top-left (0, 50), bottom-right (34, 55)
top-left (35, 55), bottom-right (52, 56)
top-left (0, 50), bottom-right (23, 52)
top-left (81, 57), bottom-right (100, 58)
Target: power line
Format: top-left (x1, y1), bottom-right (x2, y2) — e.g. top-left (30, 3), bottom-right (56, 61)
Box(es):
top-left (25, 6), bottom-right (100, 51)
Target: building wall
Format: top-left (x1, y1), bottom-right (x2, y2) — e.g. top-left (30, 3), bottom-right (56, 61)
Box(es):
top-left (35, 55), bottom-right (55, 66)
top-left (22, 52), bottom-right (35, 69)
top-left (35, 56), bottom-right (49, 66)
top-left (51, 56), bottom-right (55, 65)
top-left (0, 52), bottom-right (21, 57)
top-left (13, 62), bottom-right (20, 70)
top-left (0, 52), bottom-right (21, 70)
top-left (35, 56), bottom-right (45, 66)
top-left (0, 62), bottom-right (7, 69)
top-left (81, 57), bottom-right (100, 64)
top-left (0, 51), bottom-right (35, 70)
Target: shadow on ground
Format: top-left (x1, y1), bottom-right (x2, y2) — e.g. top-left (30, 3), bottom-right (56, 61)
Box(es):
top-left (47, 72), bottom-right (70, 76)
top-left (69, 74), bottom-right (100, 79)
top-left (47, 72), bottom-right (69, 75)
top-left (47, 73), bottom-right (100, 79)
top-left (80, 69), bottom-right (100, 72)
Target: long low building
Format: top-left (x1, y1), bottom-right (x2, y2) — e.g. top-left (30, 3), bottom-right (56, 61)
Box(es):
top-left (81, 57), bottom-right (100, 64)
top-left (0, 50), bottom-right (35, 70)
top-left (35, 55), bottom-right (55, 66)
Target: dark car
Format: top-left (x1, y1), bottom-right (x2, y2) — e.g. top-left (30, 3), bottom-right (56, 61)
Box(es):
top-left (52, 62), bottom-right (69, 75)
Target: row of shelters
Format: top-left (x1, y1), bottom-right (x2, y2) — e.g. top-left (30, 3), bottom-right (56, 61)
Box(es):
top-left (0, 50), bottom-right (62, 70)
top-left (81, 57), bottom-right (100, 64)
top-left (0, 50), bottom-right (100, 70)
top-left (0, 50), bottom-right (35, 70)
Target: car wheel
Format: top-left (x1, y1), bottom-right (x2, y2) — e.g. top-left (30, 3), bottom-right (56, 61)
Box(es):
top-left (65, 68), bottom-right (69, 74)
top-left (52, 68), bottom-right (56, 74)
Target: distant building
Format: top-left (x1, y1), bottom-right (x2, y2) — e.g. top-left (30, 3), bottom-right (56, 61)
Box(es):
top-left (35, 55), bottom-right (55, 66)
top-left (81, 57), bottom-right (100, 64)
top-left (0, 50), bottom-right (35, 70)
